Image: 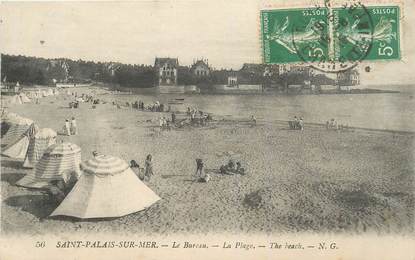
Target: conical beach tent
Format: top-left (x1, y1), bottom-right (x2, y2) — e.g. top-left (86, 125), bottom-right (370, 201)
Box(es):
top-left (2, 123), bottom-right (39, 159)
top-left (23, 128), bottom-right (57, 168)
top-left (9, 95), bottom-right (23, 105)
top-left (50, 155), bottom-right (161, 219)
top-left (1, 112), bottom-right (19, 137)
top-left (17, 142), bottom-right (82, 189)
top-left (1, 117), bottom-right (34, 146)
top-left (19, 93), bottom-right (31, 103)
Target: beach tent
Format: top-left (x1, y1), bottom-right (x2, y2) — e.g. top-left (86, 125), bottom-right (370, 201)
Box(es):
top-left (1, 116), bottom-right (34, 146)
top-left (2, 123), bottom-right (39, 159)
top-left (9, 95), bottom-right (23, 105)
top-left (17, 142), bottom-right (82, 189)
top-left (19, 93), bottom-right (31, 103)
top-left (23, 128), bottom-right (57, 168)
top-left (1, 112), bottom-right (19, 138)
top-left (1, 112), bottom-right (19, 125)
top-left (50, 155), bottom-right (161, 219)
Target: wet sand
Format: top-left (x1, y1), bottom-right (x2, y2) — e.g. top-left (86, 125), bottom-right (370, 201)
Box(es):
top-left (1, 88), bottom-right (414, 235)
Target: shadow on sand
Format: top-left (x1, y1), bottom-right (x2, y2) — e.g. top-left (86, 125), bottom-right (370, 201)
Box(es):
top-left (4, 194), bottom-right (57, 219)
top-left (160, 174), bottom-right (187, 179)
top-left (1, 173), bottom-right (25, 185)
top-left (1, 159), bottom-right (24, 170)
top-left (205, 168), bottom-right (221, 174)
top-left (49, 215), bottom-right (120, 222)
top-left (5, 195), bottom-right (123, 222)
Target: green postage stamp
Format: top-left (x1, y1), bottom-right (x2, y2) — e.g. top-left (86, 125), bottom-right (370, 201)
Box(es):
top-left (261, 4), bottom-right (400, 70)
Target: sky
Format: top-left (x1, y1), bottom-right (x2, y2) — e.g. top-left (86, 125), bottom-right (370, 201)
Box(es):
top-left (1, 0), bottom-right (414, 85)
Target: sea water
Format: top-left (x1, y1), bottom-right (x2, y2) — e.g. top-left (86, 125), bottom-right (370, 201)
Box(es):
top-left (105, 85), bottom-right (415, 132)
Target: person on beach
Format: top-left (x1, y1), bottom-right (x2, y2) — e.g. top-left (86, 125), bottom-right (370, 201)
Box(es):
top-left (145, 154), bottom-right (154, 180)
top-left (293, 116), bottom-right (299, 129)
top-left (159, 117), bottom-right (166, 129)
top-left (64, 119), bottom-right (71, 136)
top-left (251, 115), bottom-right (257, 125)
top-left (70, 117), bottom-right (78, 135)
top-left (92, 151), bottom-right (99, 157)
top-left (236, 162), bottom-right (246, 175)
top-left (195, 159), bottom-right (204, 177)
top-left (299, 117), bottom-right (304, 131)
top-left (330, 118), bottom-right (338, 130)
top-left (171, 112), bottom-right (176, 124)
top-left (220, 160), bottom-right (236, 175)
top-left (130, 160), bottom-right (144, 180)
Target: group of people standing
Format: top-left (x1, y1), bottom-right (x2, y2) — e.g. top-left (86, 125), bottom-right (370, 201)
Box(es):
top-left (289, 116), bottom-right (304, 130)
top-left (131, 100), bottom-right (165, 112)
top-left (63, 117), bottom-right (78, 136)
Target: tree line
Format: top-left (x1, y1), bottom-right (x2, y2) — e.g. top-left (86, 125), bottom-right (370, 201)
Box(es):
top-left (1, 54), bottom-right (340, 88)
top-left (1, 54), bottom-right (157, 87)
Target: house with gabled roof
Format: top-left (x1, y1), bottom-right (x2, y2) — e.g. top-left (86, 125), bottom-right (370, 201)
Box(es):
top-left (154, 57), bottom-right (178, 86)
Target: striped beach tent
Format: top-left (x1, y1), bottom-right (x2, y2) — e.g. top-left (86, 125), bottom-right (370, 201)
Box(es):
top-left (1, 112), bottom-right (19, 137)
top-left (23, 128), bottom-right (57, 168)
top-left (2, 123), bottom-right (39, 159)
top-left (17, 142), bottom-right (82, 189)
top-left (50, 155), bottom-right (161, 219)
top-left (1, 116), bottom-right (34, 147)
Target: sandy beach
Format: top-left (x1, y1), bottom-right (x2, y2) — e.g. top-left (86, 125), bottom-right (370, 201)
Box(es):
top-left (1, 87), bottom-right (414, 235)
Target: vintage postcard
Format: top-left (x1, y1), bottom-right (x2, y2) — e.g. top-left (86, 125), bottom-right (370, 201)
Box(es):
top-left (0, 0), bottom-right (414, 259)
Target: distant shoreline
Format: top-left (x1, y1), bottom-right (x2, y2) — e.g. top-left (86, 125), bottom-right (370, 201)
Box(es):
top-left (106, 84), bottom-right (401, 96)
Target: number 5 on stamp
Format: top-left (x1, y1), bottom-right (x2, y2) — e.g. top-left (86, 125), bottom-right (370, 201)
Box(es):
top-left (261, 8), bottom-right (329, 64)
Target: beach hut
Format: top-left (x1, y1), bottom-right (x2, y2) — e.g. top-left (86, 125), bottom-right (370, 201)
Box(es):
top-left (17, 142), bottom-right (82, 189)
top-left (23, 128), bottom-right (57, 168)
top-left (50, 155), bottom-right (161, 219)
top-left (19, 93), bottom-right (31, 103)
top-left (1, 116), bottom-right (34, 147)
top-left (2, 123), bottom-right (39, 159)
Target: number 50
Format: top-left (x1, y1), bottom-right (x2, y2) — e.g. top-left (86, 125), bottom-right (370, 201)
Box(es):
top-left (378, 42), bottom-right (393, 56)
top-left (35, 241), bottom-right (46, 248)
